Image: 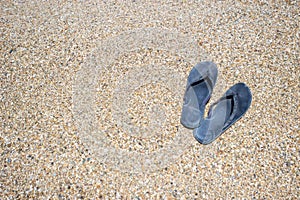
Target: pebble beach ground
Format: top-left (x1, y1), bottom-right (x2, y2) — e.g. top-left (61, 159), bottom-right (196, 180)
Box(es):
top-left (1, 0), bottom-right (299, 199)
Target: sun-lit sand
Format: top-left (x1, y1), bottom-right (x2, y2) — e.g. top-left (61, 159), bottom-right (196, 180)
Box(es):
top-left (1, 1), bottom-right (298, 198)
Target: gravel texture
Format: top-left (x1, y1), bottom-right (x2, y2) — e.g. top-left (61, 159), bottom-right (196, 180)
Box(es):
top-left (1, 0), bottom-right (299, 199)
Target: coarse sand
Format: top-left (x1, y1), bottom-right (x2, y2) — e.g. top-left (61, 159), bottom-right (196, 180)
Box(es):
top-left (1, 0), bottom-right (299, 199)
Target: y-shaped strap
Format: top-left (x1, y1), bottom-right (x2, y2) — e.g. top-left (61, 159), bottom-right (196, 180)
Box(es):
top-left (207, 92), bottom-right (238, 129)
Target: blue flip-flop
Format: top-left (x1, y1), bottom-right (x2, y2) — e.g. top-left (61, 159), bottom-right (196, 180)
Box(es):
top-left (193, 82), bottom-right (252, 144)
top-left (180, 61), bottom-right (218, 129)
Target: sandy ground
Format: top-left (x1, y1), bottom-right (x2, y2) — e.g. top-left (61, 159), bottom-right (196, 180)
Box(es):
top-left (1, 0), bottom-right (299, 199)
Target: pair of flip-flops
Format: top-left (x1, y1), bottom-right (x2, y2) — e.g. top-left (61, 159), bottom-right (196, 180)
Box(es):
top-left (181, 61), bottom-right (252, 145)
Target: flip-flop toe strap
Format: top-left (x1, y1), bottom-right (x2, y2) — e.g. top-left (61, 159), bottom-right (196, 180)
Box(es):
top-left (223, 94), bottom-right (238, 129)
top-left (207, 92), bottom-right (238, 128)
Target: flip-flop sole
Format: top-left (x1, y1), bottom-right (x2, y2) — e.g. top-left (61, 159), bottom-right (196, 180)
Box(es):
top-left (180, 61), bottom-right (218, 129)
top-left (193, 83), bottom-right (252, 144)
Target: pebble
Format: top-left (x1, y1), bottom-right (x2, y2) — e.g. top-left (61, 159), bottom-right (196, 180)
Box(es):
top-left (1, 0), bottom-right (298, 199)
